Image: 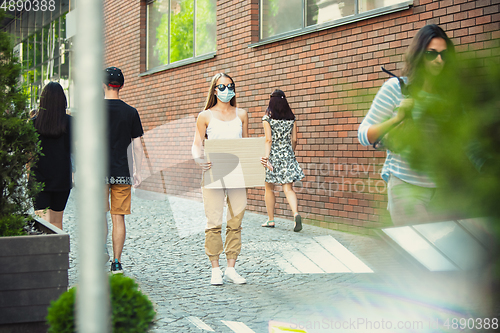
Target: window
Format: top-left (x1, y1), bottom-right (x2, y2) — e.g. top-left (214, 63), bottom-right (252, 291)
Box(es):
top-left (260, 0), bottom-right (411, 40)
top-left (3, 0), bottom-right (72, 110)
top-left (146, 0), bottom-right (216, 71)
top-left (17, 14), bottom-right (70, 108)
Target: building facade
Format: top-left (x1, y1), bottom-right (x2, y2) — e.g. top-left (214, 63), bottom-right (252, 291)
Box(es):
top-left (104, 0), bottom-right (499, 234)
top-left (2, 1), bottom-right (73, 109)
top-left (5, 0), bottom-right (498, 234)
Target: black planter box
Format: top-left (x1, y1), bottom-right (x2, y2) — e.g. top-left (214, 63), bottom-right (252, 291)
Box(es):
top-left (0, 217), bottom-right (70, 328)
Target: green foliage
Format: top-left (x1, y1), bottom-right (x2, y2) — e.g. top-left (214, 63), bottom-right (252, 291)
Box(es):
top-left (47, 275), bottom-right (156, 333)
top-left (154, 0), bottom-right (215, 65)
top-left (398, 49), bottom-right (500, 300)
top-left (110, 274), bottom-right (156, 332)
top-left (0, 11), bottom-right (41, 236)
top-left (156, 0), bottom-right (195, 64)
top-left (154, 2), bottom-right (170, 65)
top-left (169, 0), bottom-right (194, 63)
top-left (46, 287), bottom-right (76, 333)
top-left (195, 0), bottom-right (216, 56)
top-left (400, 52), bottom-right (500, 222)
top-left (0, 214), bottom-right (28, 236)
top-left (261, 0), bottom-right (318, 39)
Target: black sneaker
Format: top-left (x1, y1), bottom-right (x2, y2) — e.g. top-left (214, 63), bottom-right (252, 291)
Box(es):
top-left (111, 259), bottom-right (123, 274)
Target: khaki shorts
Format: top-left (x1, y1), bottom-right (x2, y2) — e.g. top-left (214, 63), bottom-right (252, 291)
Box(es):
top-left (106, 184), bottom-right (132, 215)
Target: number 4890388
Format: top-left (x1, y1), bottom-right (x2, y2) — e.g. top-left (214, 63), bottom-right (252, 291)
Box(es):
top-left (443, 318), bottom-right (498, 330)
top-left (1, 1), bottom-right (56, 12)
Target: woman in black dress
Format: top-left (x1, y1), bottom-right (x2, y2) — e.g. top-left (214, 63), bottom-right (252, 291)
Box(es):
top-left (32, 82), bottom-right (72, 230)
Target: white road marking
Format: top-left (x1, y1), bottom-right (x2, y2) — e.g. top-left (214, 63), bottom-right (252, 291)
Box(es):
top-left (167, 195), bottom-right (206, 238)
top-left (383, 226), bottom-right (458, 271)
top-left (300, 239), bottom-right (351, 273)
top-left (314, 235), bottom-right (373, 273)
top-left (222, 320), bottom-right (256, 333)
top-left (275, 257), bottom-right (301, 274)
top-left (284, 249), bottom-right (324, 273)
top-left (268, 320), bottom-right (309, 332)
top-left (186, 316), bottom-right (215, 331)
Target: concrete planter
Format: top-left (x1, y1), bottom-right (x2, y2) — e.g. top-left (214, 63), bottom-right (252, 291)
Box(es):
top-left (0, 217), bottom-right (69, 330)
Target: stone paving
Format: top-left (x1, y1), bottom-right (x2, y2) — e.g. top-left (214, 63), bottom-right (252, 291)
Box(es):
top-left (62, 191), bottom-right (496, 333)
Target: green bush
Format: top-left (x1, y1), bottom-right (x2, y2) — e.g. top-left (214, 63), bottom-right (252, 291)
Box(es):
top-left (401, 53), bottom-right (500, 220)
top-left (397, 50), bottom-right (500, 299)
top-left (0, 11), bottom-right (41, 236)
top-left (46, 287), bottom-right (76, 333)
top-left (47, 275), bottom-right (156, 332)
top-left (110, 274), bottom-right (156, 332)
top-left (0, 214), bottom-right (29, 236)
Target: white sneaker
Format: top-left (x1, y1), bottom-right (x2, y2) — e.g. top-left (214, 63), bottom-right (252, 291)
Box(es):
top-left (211, 268), bottom-right (223, 285)
top-left (224, 268), bottom-right (246, 284)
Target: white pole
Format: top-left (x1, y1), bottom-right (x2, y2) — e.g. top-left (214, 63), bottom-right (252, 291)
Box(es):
top-left (74, 0), bottom-right (109, 332)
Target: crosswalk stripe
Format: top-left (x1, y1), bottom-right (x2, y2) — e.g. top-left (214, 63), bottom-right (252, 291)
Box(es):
top-left (167, 196), bottom-right (206, 238)
top-left (383, 226), bottom-right (458, 271)
top-left (222, 320), bottom-right (256, 333)
top-left (284, 249), bottom-right (324, 273)
top-left (275, 257), bottom-right (301, 274)
top-left (300, 239), bottom-right (351, 273)
top-left (268, 320), bottom-right (309, 332)
top-left (186, 316), bottom-right (215, 331)
top-left (314, 235), bottom-right (373, 273)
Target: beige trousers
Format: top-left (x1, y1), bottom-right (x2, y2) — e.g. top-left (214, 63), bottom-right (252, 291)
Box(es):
top-left (202, 187), bottom-right (247, 261)
top-left (387, 174), bottom-right (436, 226)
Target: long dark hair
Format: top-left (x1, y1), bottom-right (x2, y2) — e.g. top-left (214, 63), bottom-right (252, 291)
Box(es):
top-left (204, 73), bottom-right (237, 110)
top-left (34, 81), bottom-right (68, 137)
top-left (402, 24), bottom-right (456, 95)
top-left (265, 89), bottom-right (295, 120)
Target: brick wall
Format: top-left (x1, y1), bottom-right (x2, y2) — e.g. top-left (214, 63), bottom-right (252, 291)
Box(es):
top-left (103, 0), bottom-right (500, 234)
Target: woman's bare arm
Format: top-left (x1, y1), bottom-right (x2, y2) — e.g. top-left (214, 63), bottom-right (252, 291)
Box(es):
top-left (191, 111), bottom-right (212, 171)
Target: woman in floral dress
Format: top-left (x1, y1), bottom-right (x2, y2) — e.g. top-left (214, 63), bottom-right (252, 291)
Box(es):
top-left (260, 90), bottom-right (305, 232)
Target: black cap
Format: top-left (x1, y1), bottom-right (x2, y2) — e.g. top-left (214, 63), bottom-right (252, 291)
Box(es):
top-left (104, 67), bottom-right (124, 87)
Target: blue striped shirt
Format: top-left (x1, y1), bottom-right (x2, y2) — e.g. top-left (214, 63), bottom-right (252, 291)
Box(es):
top-left (358, 77), bottom-right (436, 188)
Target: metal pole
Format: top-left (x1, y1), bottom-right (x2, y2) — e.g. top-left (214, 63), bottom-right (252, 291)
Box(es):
top-left (74, 0), bottom-right (109, 332)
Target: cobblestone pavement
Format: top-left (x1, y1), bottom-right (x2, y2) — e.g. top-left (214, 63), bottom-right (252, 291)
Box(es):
top-left (63, 191), bottom-right (494, 333)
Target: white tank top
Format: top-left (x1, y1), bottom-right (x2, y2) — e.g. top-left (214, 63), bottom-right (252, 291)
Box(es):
top-left (206, 109), bottom-right (242, 140)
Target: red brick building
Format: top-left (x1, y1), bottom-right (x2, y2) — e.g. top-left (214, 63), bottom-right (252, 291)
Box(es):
top-left (103, 0), bottom-right (499, 234)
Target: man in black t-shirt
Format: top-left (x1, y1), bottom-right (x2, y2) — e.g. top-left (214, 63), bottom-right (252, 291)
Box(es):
top-left (103, 67), bottom-right (144, 274)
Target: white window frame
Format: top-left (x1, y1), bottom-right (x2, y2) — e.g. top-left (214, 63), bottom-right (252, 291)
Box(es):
top-left (143, 0), bottom-right (216, 76)
top-left (252, 0), bottom-right (414, 48)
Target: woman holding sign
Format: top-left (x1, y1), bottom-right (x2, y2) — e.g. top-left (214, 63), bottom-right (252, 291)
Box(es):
top-left (192, 73), bottom-right (248, 285)
top-left (260, 89), bottom-right (305, 232)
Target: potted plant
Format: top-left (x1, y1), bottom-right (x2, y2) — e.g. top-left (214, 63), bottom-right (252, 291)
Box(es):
top-left (0, 12), bottom-right (70, 331)
top-left (46, 274), bottom-right (156, 332)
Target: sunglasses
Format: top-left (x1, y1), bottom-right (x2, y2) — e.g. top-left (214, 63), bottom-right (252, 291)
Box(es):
top-left (216, 83), bottom-right (235, 91)
top-left (424, 50), bottom-right (447, 61)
